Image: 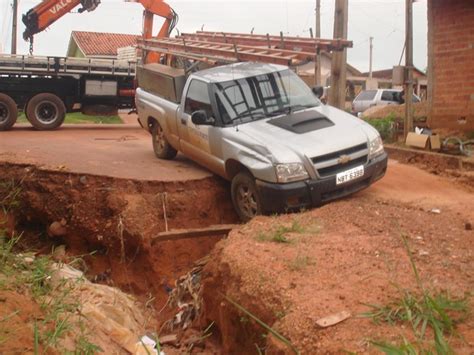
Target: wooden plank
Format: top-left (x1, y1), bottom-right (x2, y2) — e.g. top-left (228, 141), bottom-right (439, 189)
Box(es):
top-left (151, 224), bottom-right (239, 243)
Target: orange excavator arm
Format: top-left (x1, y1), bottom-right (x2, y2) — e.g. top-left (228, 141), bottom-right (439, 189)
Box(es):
top-left (22, 0), bottom-right (100, 42)
top-left (22, 0), bottom-right (177, 62)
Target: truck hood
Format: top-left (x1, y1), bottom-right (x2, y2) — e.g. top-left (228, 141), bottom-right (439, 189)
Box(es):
top-left (236, 105), bottom-right (372, 163)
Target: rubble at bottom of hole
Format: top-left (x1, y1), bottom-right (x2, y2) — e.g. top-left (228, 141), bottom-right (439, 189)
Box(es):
top-left (158, 255), bottom-right (210, 348)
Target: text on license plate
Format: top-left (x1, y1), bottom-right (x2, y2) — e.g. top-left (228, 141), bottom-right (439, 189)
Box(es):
top-left (336, 165), bottom-right (364, 185)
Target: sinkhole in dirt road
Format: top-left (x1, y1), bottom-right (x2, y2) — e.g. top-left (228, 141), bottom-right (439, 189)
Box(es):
top-left (0, 162), bottom-right (238, 312)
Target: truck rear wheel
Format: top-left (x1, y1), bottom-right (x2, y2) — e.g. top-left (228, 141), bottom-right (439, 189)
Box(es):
top-left (0, 93), bottom-right (18, 131)
top-left (231, 172), bottom-right (262, 222)
top-left (151, 121), bottom-right (177, 160)
top-left (26, 93), bottom-right (66, 130)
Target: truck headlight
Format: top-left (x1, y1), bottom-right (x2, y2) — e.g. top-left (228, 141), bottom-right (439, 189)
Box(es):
top-left (369, 136), bottom-right (384, 159)
top-left (276, 163), bottom-right (309, 183)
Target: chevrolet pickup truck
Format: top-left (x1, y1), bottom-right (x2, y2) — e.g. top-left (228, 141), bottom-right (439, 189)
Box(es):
top-left (135, 62), bottom-right (388, 221)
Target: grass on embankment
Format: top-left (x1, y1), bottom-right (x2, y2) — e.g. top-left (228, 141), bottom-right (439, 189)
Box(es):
top-left (17, 112), bottom-right (122, 125)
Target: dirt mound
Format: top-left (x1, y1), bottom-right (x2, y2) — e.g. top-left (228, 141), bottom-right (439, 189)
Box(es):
top-left (363, 101), bottom-right (428, 120)
top-left (201, 197), bottom-right (474, 354)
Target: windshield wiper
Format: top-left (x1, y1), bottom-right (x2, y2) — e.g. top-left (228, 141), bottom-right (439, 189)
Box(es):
top-left (231, 111), bottom-right (267, 122)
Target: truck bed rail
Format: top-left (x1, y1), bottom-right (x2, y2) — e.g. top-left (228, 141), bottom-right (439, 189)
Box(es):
top-left (0, 54), bottom-right (136, 77)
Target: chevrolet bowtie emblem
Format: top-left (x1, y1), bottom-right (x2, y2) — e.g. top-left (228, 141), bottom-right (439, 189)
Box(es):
top-left (338, 155), bottom-right (351, 164)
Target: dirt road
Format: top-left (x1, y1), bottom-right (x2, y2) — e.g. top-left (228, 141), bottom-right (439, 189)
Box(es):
top-left (0, 123), bottom-right (210, 181)
top-left (1, 124), bottom-right (472, 218)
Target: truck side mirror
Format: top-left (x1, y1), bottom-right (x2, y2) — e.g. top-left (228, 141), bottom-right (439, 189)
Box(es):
top-left (191, 110), bottom-right (214, 125)
top-left (312, 86), bottom-right (324, 99)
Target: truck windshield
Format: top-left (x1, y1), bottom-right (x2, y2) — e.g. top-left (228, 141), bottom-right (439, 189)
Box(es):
top-left (213, 69), bottom-right (320, 124)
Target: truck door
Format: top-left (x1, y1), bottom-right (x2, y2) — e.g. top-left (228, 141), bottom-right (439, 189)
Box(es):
top-left (178, 79), bottom-right (223, 174)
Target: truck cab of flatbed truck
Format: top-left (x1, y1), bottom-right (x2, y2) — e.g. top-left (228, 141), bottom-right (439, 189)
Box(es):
top-left (135, 62), bottom-right (388, 221)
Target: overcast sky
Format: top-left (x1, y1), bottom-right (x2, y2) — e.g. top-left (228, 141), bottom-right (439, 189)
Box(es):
top-left (0, 0), bottom-right (428, 72)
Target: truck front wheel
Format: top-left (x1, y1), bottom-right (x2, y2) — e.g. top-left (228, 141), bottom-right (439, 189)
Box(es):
top-left (151, 121), bottom-right (177, 160)
top-left (231, 172), bottom-right (262, 222)
top-left (26, 93), bottom-right (66, 130)
top-left (0, 93), bottom-right (18, 131)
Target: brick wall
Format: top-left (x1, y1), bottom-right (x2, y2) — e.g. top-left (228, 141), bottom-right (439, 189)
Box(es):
top-left (428, 0), bottom-right (474, 132)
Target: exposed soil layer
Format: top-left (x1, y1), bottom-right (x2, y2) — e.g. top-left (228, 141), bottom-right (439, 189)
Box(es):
top-left (0, 162), bottom-right (237, 309)
top-left (0, 290), bottom-right (45, 354)
top-left (201, 180), bottom-right (474, 353)
top-left (385, 145), bottom-right (474, 190)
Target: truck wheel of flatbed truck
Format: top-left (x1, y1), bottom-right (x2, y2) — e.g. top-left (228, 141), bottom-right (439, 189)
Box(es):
top-left (0, 93), bottom-right (18, 131)
top-left (151, 121), bottom-right (178, 160)
top-left (231, 172), bottom-right (262, 222)
top-left (26, 93), bottom-right (66, 130)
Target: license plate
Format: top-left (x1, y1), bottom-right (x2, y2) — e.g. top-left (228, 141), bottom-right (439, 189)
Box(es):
top-left (336, 165), bottom-right (364, 185)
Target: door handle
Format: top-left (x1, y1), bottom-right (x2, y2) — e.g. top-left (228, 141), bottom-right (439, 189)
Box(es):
top-left (180, 119), bottom-right (187, 126)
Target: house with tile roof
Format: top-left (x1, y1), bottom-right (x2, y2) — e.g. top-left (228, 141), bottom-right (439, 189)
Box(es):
top-left (66, 31), bottom-right (139, 59)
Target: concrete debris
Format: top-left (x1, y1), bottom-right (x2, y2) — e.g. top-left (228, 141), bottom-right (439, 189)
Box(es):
top-left (316, 310), bottom-right (351, 328)
top-left (48, 219), bottom-right (68, 237)
top-left (133, 335), bottom-right (160, 355)
top-left (48, 263), bottom-right (148, 354)
top-left (23, 256), bottom-right (35, 264)
top-left (159, 334), bottom-right (178, 345)
top-left (52, 245), bottom-right (67, 261)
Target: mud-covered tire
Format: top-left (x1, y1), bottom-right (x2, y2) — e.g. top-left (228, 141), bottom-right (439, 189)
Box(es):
top-left (0, 93), bottom-right (18, 131)
top-left (231, 172), bottom-right (262, 222)
top-left (26, 93), bottom-right (66, 130)
top-left (151, 121), bottom-right (177, 160)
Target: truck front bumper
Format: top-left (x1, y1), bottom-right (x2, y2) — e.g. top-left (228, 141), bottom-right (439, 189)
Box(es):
top-left (256, 153), bottom-right (388, 214)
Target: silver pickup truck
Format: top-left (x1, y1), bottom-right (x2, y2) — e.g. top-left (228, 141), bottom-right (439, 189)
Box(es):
top-left (136, 62), bottom-right (388, 221)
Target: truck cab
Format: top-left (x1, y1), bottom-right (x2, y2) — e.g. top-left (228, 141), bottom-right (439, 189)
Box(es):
top-left (136, 62), bottom-right (388, 221)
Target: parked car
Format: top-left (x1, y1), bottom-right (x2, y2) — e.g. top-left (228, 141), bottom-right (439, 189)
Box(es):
top-left (136, 62), bottom-right (388, 221)
top-left (352, 89), bottom-right (421, 116)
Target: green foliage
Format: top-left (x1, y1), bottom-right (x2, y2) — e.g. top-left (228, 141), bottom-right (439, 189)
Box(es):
top-left (371, 337), bottom-right (419, 355)
top-left (221, 293), bottom-right (299, 354)
top-left (73, 335), bottom-right (103, 355)
top-left (256, 220), bottom-right (306, 244)
top-left (0, 232), bottom-right (21, 269)
top-left (287, 255), bottom-right (316, 271)
top-left (364, 113), bottom-right (397, 141)
top-left (0, 179), bottom-right (22, 214)
top-left (363, 234), bottom-right (470, 354)
top-left (18, 112), bottom-right (122, 124)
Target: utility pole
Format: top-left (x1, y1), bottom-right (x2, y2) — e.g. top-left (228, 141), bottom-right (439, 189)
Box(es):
top-left (404, 0), bottom-right (414, 138)
top-left (369, 36), bottom-right (373, 78)
top-left (11, 0), bottom-right (18, 55)
top-left (314, 0), bottom-right (322, 86)
top-left (328, 0), bottom-right (348, 109)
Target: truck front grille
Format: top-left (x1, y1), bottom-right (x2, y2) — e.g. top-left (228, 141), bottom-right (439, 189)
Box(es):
top-left (311, 143), bottom-right (368, 178)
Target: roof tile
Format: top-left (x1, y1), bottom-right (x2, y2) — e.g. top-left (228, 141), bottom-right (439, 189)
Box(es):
top-left (72, 31), bottom-right (139, 56)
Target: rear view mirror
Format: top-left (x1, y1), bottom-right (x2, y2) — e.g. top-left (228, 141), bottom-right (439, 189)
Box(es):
top-left (312, 86), bottom-right (324, 99)
top-left (191, 110), bottom-right (214, 125)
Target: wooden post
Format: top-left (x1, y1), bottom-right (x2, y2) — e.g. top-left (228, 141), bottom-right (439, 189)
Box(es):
top-left (315, 0), bottom-right (322, 86)
top-left (328, 0), bottom-right (348, 109)
top-left (369, 36), bottom-right (373, 78)
top-left (404, 0), bottom-right (414, 138)
top-left (11, 0), bottom-right (18, 54)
